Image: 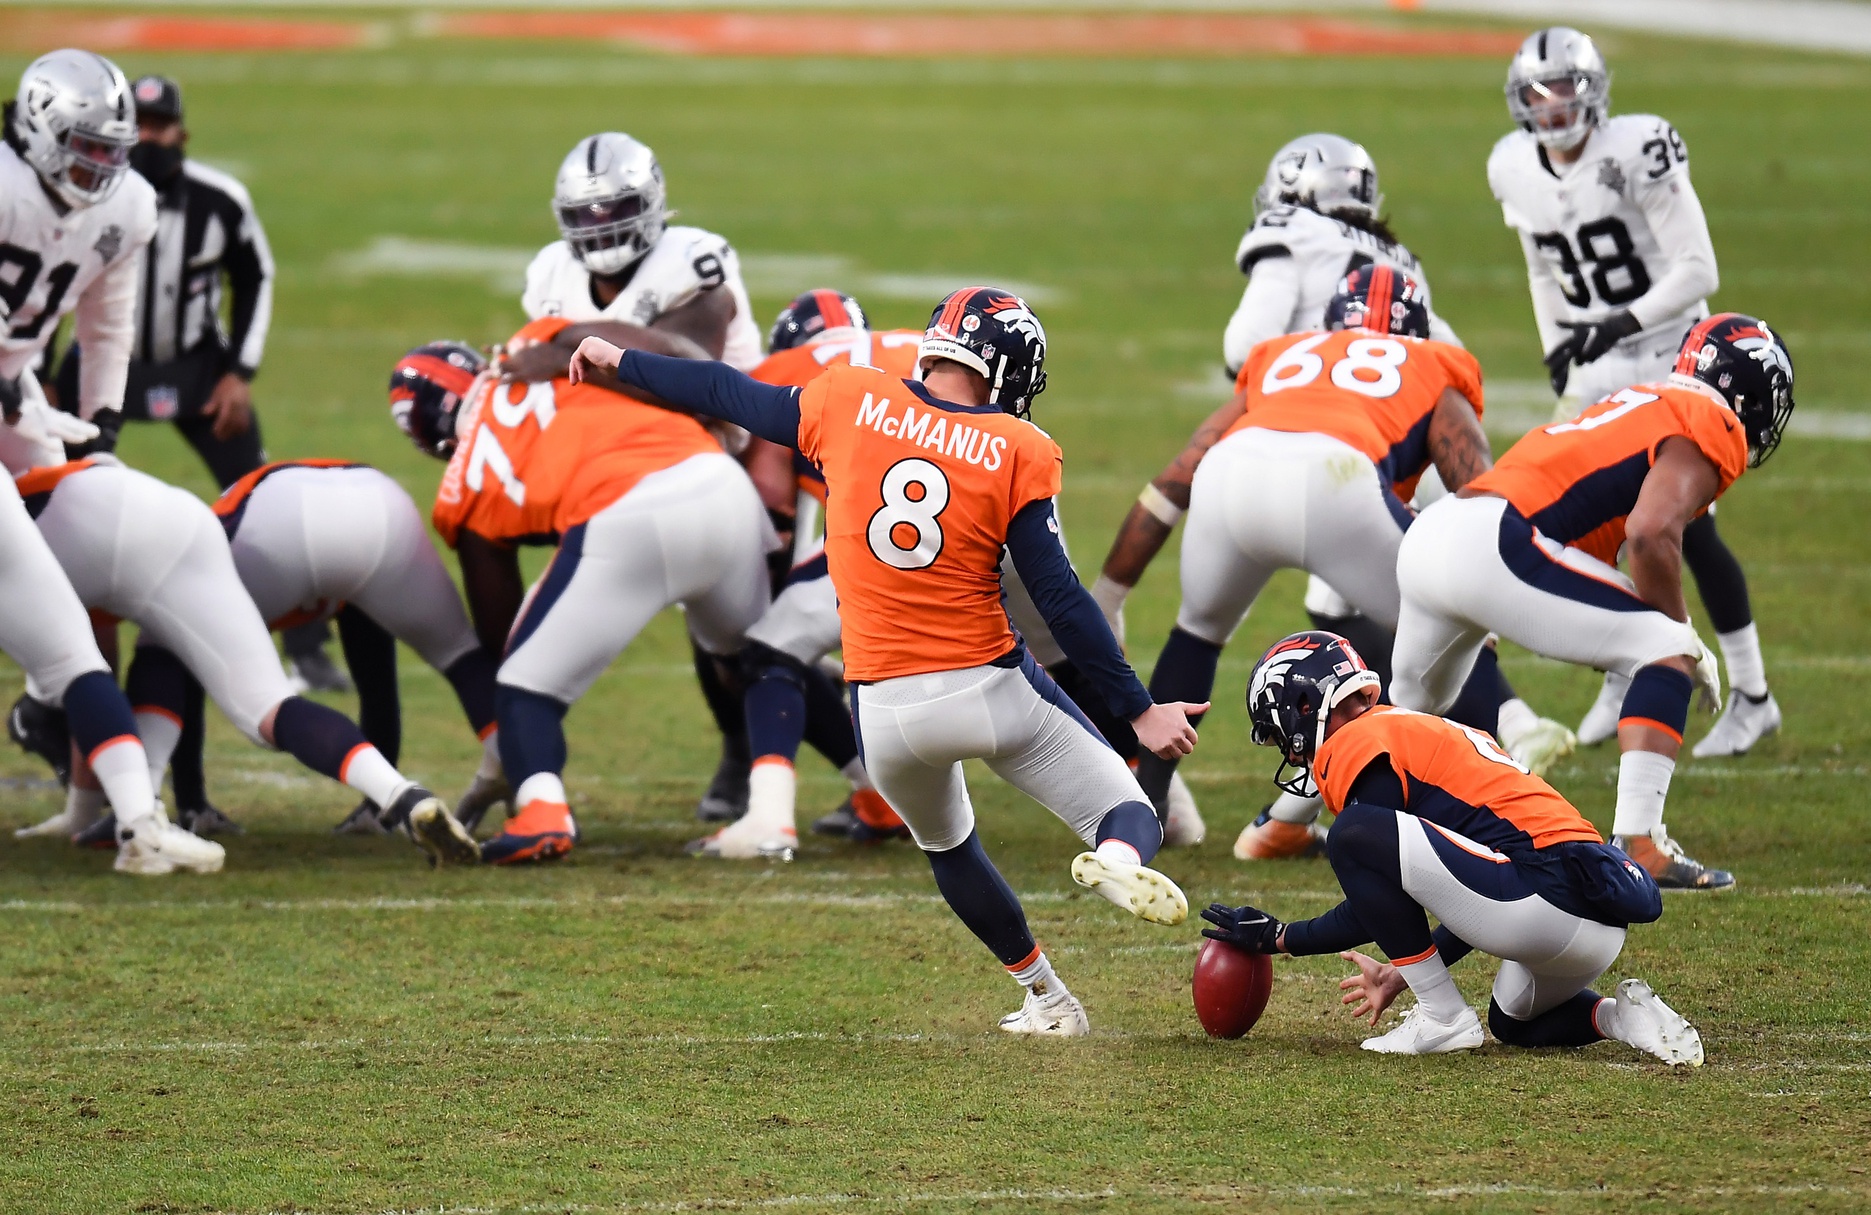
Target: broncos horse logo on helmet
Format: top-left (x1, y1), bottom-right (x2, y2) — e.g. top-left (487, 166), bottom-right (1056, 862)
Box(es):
top-left (917, 286), bottom-right (1048, 418)
top-left (389, 341), bottom-right (487, 459)
top-left (1246, 631), bottom-right (1382, 796)
top-left (1324, 264), bottom-right (1431, 339)
top-left (1672, 313), bottom-right (1796, 468)
top-left (769, 289), bottom-right (869, 353)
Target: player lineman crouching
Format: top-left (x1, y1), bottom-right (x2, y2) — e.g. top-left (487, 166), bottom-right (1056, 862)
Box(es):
top-left (1202, 631), bottom-right (1702, 1063)
top-left (11, 458), bottom-right (475, 866)
top-left (570, 286), bottom-right (1205, 1035)
top-left (1388, 315), bottom-right (1794, 889)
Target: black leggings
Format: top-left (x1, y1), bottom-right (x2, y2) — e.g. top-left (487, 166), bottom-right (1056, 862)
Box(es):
top-left (1681, 511), bottom-right (1753, 634)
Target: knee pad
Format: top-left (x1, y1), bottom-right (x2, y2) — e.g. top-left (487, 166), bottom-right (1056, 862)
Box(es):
top-left (1620, 664), bottom-right (1693, 741)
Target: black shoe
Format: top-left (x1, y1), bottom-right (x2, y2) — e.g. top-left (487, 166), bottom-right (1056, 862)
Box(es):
top-left (454, 774), bottom-right (512, 836)
top-left (8, 694), bottom-right (71, 787)
top-left (177, 803), bottom-right (243, 837)
top-left (697, 747), bottom-right (750, 823)
top-left (73, 812), bottom-right (118, 850)
top-left (388, 784), bottom-right (480, 867)
top-left (287, 647), bottom-right (353, 694)
top-left (332, 799), bottom-right (387, 835)
top-left (811, 798), bottom-right (859, 838)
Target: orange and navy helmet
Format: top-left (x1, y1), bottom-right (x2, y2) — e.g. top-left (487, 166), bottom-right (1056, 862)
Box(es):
top-left (918, 286), bottom-right (1048, 418)
top-left (1246, 631), bottom-right (1382, 795)
top-left (1324, 264), bottom-right (1430, 339)
top-left (1672, 313), bottom-right (1795, 468)
top-left (769, 289), bottom-right (869, 353)
top-left (389, 341), bottom-right (485, 459)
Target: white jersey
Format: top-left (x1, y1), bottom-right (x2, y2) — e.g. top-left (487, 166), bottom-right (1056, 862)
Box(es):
top-left (0, 144), bottom-right (156, 414)
top-left (520, 225), bottom-right (763, 372)
top-left (1487, 114), bottom-right (1717, 375)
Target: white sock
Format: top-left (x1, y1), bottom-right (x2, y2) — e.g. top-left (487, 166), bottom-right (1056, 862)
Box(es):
top-left (1007, 949), bottom-right (1065, 1000)
top-left (89, 736), bottom-right (159, 826)
top-left (841, 757), bottom-right (873, 792)
top-left (515, 772), bottom-right (567, 808)
top-left (339, 744), bottom-right (409, 809)
top-left (1395, 949), bottom-right (1468, 1023)
top-left (476, 729), bottom-right (502, 780)
top-left (64, 783), bottom-right (107, 829)
top-left (1717, 624), bottom-right (1768, 699)
top-left (1591, 995), bottom-right (1623, 1042)
top-left (134, 709), bottom-right (183, 786)
top-left (1496, 697), bottom-right (1538, 745)
top-left (1094, 838), bottom-right (1141, 866)
top-left (744, 757), bottom-right (797, 829)
top-left (1612, 749), bottom-right (1676, 838)
top-left (1268, 790), bottom-right (1323, 825)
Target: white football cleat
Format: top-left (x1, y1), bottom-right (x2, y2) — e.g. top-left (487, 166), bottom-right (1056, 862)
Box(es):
top-left (1608, 978), bottom-right (1704, 1066)
top-left (688, 819), bottom-right (797, 862)
top-left (1070, 852), bottom-right (1188, 925)
top-left (113, 815), bottom-right (225, 876)
top-left (1361, 1003), bottom-right (1484, 1055)
top-left (1691, 691), bottom-right (1781, 759)
top-left (997, 986), bottom-right (1090, 1037)
top-left (15, 807), bottom-right (98, 839)
top-left (1501, 715), bottom-right (1577, 777)
top-left (1162, 771), bottom-right (1206, 848)
top-left (1576, 671), bottom-right (1630, 747)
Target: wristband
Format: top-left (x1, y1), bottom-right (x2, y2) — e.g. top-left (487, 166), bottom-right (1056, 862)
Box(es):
top-left (1089, 573), bottom-right (1131, 615)
top-left (1137, 483), bottom-right (1184, 527)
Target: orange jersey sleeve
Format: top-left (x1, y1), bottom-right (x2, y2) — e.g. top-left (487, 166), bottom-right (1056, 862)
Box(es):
top-left (1226, 330), bottom-right (1481, 501)
top-left (1315, 705), bottom-right (1601, 851)
top-left (751, 328), bottom-right (924, 390)
top-left (1467, 383), bottom-right (1749, 566)
top-left (798, 363), bottom-right (1062, 682)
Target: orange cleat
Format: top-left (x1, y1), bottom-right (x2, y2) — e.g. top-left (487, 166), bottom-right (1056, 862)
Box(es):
top-left (480, 798), bottom-right (577, 865)
top-left (1232, 809), bottom-right (1328, 861)
top-left (849, 788), bottom-right (910, 843)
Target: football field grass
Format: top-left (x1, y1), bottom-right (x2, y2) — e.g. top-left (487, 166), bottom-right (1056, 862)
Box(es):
top-left (2, 20), bottom-right (1869, 1213)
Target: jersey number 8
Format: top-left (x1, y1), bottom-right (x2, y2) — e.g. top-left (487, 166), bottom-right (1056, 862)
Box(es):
top-left (867, 458), bottom-right (950, 570)
top-left (1262, 333), bottom-right (1410, 399)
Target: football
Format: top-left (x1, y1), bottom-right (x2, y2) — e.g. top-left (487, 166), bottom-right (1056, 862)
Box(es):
top-left (1192, 938), bottom-right (1276, 1039)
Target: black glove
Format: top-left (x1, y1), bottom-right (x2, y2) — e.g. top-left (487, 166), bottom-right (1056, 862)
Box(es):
top-left (1200, 902), bottom-right (1285, 954)
top-left (64, 406), bottom-right (121, 460)
top-left (1542, 342), bottom-right (1573, 398)
top-left (1558, 309), bottom-right (1641, 367)
top-left (0, 374), bottom-right (21, 423)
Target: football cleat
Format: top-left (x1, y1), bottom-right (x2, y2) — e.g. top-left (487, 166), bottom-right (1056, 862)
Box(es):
top-left (1613, 829), bottom-right (1735, 891)
top-left (810, 797), bottom-right (859, 838)
top-left (1691, 691), bottom-right (1782, 758)
top-left (74, 812), bottom-right (119, 849)
top-left (15, 804), bottom-right (101, 839)
top-left (847, 788), bottom-right (909, 844)
top-left (332, 799), bottom-right (387, 835)
top-left (1361, 1003), bottom-right (1485, 1055)
top-left (177, 803), bottom-right (242, 837)
top-left (453, 773), bottom-right (512, 836)
top-left (1162, 772), bottom-right (1206, 848)
top-left (1576, 671), bottom-right (1629, 747)
top-left (1501, 715), bottom-right (1577, 777)
top-left (8, 693), bottom-right (71, 786)
top-left (480, 799), bottom-right (576, 865)
top-left (1070, 852), bottom-right (1188, 926)
top-left (696, 746), bottom-right (750, 823)
top-left (997, 986), bottom-right (1090, 1037)
top-left (387, 785), bottom-right (480, 867)
top-left (114, 814), bottom-right (225, 876)
top-left (1607, 978), bottom-right (1704, 1067)
top-left (687, 819), bottom-right (797, 862)
top-left (286, 647), bottom-right (352, 695)
top-left (1234, 807), bottom-right (1328, 861)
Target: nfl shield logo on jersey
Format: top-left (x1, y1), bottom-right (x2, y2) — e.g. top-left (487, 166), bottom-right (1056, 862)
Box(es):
top-left (146, 385), bottom-right (179, 420)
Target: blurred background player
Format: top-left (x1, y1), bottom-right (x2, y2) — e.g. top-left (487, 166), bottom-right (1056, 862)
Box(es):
top-left (1389, 315), bottom-right (1794, 890)
top-left (1104, 268), bottom-right (1507, 859)
top-left (522, 130), bottom-right (780, 828)
top-left (1202, 631), bottom-right (1702, 1065)
top-left (1490, 27), bottom-right (1779, 758)
top-left (412, 317), bottom-right (770, 865)
top-left (572, 286), bottom-right (1205, 1036)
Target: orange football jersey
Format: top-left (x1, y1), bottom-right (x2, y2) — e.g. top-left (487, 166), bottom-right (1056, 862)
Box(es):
top-left (212, 458), bottom-right (362, 524)
top-left (796, 363), bottom-right (1061, 682)
top-left (1315, 705), bottom-right (1601, 851)
top-left (1468, 383), bottom-right (1748, 567)
top-left (1226, 329), bottom-right (1483, 502)
top-left (433, 320), bottom-right (721, 548)
top-left (751, 328), bottom-right (923, 389)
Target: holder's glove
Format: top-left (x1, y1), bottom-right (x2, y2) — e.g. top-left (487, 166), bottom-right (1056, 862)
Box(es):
top-left (1200, 902), bottom-right (1284, 954)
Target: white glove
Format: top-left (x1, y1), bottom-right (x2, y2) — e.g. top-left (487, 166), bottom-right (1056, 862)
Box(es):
top-left (1089, 574), bottom-right (1130, 650)
top-left (1692, 633), bottom-right (1723, 713)
top-left (13, 397), bottom-right (99, 448)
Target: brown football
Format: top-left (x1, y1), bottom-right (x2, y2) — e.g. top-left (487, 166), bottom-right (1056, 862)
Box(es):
top-left (1192, 937), bottom-right (1275, 1039)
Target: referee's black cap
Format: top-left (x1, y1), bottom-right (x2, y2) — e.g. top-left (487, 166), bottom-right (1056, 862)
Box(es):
top-left (131, 75), bottom-right (183, 123)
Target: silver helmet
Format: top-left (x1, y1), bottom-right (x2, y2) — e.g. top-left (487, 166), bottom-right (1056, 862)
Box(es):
top-left (553, 133), bottom-right (669, 277)
top-left (1253, 133), bottom-right (1382, 223)
top-left (1505, 27), bottom-right (1611, 152)
top-left (12, 49), bottom-right (137, 209)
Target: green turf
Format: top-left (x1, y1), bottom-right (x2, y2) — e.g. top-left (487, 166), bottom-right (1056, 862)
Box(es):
top-left (2, 22), bottom-right (1869, 1215)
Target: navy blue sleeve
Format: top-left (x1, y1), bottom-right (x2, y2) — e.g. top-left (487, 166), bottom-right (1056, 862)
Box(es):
top-left (1280, 900), bottom-right (1368, 957)
top-left (1004, 498), bottom-right (1152, 722)
top-left (613, 350), bottom-right (801, 447)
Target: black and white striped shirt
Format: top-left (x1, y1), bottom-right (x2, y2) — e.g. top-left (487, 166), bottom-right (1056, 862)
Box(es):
top-left (135, 159), bottom-right (273, 378)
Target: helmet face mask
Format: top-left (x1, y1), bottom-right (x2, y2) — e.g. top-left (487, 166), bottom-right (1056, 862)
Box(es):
top-left (553, 133), bottom-right (669, 278)
top-left (1246, 631), bottom-right (1382, 797)
top-left (1253, 133), bottom-right (1383, 224)
top-left (14, 50), bottom-right (138, 209)
top-left (389, 342), bottom-right (488, 460)
top-left (1505, 27), bottom-right (1611, 152)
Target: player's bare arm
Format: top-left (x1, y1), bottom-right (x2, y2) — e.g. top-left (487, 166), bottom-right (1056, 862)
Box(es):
top-left (651, 286), bottom-right (736, 359)
top-left (1425, 386), bottom-right (1493, 491)
top-left (1625, 436), bottom-right (1721, 626)
top-left (1097, 392), bottom-right (1248, 591)
top-left (455, 530), bottom-right (527, 655)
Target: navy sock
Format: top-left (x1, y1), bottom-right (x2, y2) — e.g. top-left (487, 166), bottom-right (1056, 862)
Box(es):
top-left (745, 661), bottom-right (809, 762)
top-left (1307, 611), bottom-right (1395, 691)
top-left (1489, 991), bottom-right (1607, 1048)
top-left (271, 695), bottom-right (370, 780)
top-left (1095, 800), bottom-right (1163, 865)
top-left (1444, 646), bottom-right (1503, 738)
top-left (1136, 628), bottom-right (1221, 808)
top-left (1324, 801), bottom-right (1434, 961)
top-left (124, 645), bottom-right (189, 720)
top-left (496, 684), bottom-right (569, 787)
top-left (924, 830), bottom-right (1037, 967)
top-left (443, 648), bottom-right (499, 737)
top-left (799, 661), bottom-right (859, 770)
top-left (62, 669), bottom-right (140, 759)
top-left (337, 606), bottom-right (400, 763)
top-left (1621, 664), bottom-right (1693, 740)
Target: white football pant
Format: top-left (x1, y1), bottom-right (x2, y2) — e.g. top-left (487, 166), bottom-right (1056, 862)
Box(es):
top-left (0, 472), bottom-right (112, 703)
top-left (743, 540), bottom-right (841, 666)
top-left (500, 452), bottom-right (769, 703)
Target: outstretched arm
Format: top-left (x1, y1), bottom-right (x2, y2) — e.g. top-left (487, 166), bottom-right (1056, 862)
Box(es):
top-left (1426, 386), bottom-right (1493, 492)
top-left (1625, 436), bottom-right (1721, 623)
top-left (571, 339), bottom-right (801, 447)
